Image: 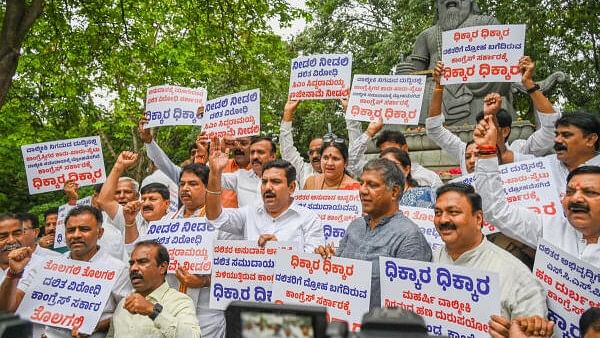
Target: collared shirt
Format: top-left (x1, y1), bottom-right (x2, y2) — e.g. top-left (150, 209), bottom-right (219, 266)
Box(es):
top-left (337, 212), bottom-right (432, 308)
top-left (280, 120), bottom-right (318, 188)
top-left (221, 169), bottom-right (261, 207)
top-left (433, 237), bottom-right (547, 319)
top-left (347, 130), bottom-right (443, 188)
top-left (141, 169), bottom-right (180, 213)
top-left (474, 157), bottom-right (600, 268)
top-left (425, 110), bottom-right (560, 174)
top-left (19, 246), bottom-right (131, 338)
top-left (208, 200), bottom-right (324, 253)
top-left (107, 281), bottom-right (200, 338)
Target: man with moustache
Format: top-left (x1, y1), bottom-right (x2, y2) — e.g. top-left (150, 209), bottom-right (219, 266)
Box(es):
top-left (314, 159), bottom-right (432, 308)
top-left (280, 99), bottom-right (323, 187)
top-left (107, 240), bottom-right (201, 338)
top-left (432, 183), bottom-right (548, 337)
top-left (219, 136), bottom-right (277, 206)
top-left (98, 151), bottom-right (174, 237)
top-left (139, 117), bottom-right (247, 208)
top-left (206, 139), bottom-right (324, 252)
top-left (474, 114), bottom-right (600, 267)
top-left (400, 0), bottom-right (511, 124)
top-left (38, 207), bottom-right (66, 252)
top-left (0, 206), bottom-right (131, 337)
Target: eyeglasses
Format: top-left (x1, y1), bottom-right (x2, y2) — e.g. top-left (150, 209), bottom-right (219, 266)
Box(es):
top-left (322, 133), bottom-right (345, 145)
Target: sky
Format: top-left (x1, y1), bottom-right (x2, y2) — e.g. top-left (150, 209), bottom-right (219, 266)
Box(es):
top-left (268, 0), bottom-right (308, 40)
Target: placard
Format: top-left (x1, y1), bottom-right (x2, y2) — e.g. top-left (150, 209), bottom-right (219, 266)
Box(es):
top-left (144, 85), bottom-right (207, 128)
top-left (142, 217), bottom-right (216, 274)
top-left (380, 257), bottom-right (501, 337)
top-left (54, 197), bottom-right (93, 248)
top-left (272, 251), bottom-right (371, 332)
top-left (288, 54), bottom-right (352, 100)
top-left (294, 190), bottom-right (362, 246)
top-left (441, 24), bottom-right (526, 84)
top-left (22, 136), bottom-right (106, 194)
top-left (399, 206), bottom-right (444, 251)
top-left (533, 240), bottom-right (600, 338)
top-left (209, 240), bottom-right (298, 310)
top-left (202, 89), bottom-right (260, 138)
top-left (16, 256), bottom-right (120, 335)
top-left (346, 75), bottom-right (425, 124)
top-left (453, 157), bottom-right (562, 233)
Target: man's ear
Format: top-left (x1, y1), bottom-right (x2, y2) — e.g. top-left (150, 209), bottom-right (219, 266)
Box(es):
top-left (585, 133), bottom-right (598, 149)
top-left (391, 184), bottom-right (402, 200)
top-left (401, 144), bottom-right (409, 153)
top-left (476, 210), bottom-right (484, 228)
top-left (288, 180), bottom-right (297, 195)
top-left (159, 262), bottom-right (168, 275)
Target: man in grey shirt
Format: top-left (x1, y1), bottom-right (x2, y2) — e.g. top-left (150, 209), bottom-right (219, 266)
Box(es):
top-left (315, 158), bottom-right (432, 309)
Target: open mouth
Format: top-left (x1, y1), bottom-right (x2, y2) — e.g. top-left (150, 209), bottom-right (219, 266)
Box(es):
top-left (1, 243), bottom-right (20, 252)
top-left (446, 0), bottom-right (458, 9)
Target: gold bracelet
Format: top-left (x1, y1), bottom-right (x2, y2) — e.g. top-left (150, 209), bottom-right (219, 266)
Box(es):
top-left (434, 88), bottom-right (444, 92)
top-left (125, 222), bottom-right (136, 228)
top-left (206, 189), bottom-right (222, 195)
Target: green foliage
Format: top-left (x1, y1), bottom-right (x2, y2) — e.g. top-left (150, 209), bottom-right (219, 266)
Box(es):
top-left (0, 0), bottom-right (303, 213)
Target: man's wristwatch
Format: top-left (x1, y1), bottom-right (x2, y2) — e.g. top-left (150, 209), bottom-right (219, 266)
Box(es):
top-left (149, 303), bottom-right (163, 320)
top-left (526, 83), bottom-right (540, 94)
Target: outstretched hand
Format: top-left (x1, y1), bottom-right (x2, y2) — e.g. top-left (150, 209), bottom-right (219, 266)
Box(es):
top-left (208, 137), bottom-right (230, 173)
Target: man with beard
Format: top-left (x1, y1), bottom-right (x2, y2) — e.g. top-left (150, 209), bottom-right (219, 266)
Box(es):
top-left (0, 206), bottom-right (131, 337)
top-left (98, 152), bottom-right (173, 240)
top-left (280, 99), bottom-right (323, 187)
top-left (427, 57), bottom-right (559, 173)
top-left (220, 136), bottom-right (277, 206)
top-left (139, 117), bottom-right (247, 208)
top-left (432, 183), bottom-right (548, 337)
top-left (206, 139), bottom-right (323, 252)
top-left (400, 0), bottom-right (511, 124)
top-left (314, 158), bottom-right (432, 309)
top-left (473, 114), bottom-right (600, 267)
top-left (107, 240), bottom-right (201, 338)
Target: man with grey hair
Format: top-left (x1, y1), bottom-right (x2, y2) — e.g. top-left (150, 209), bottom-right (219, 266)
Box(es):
top-left (315, 158), bottom-right (432, 309)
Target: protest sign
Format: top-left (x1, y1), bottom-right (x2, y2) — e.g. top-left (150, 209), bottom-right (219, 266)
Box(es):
top-left (451, 157), bottom-right (562, 234)
top-left (399, 206), bottom-right (443, 251)
top-left (533, 240), bottom-right (600, 338)
top-left (288, 54), bottom-right (352, 100)
top-left (272, 251), bottom-right (371, 332)
top-left (22, 136), bottom-right (106, 195)
top-left (209, 241), bottom-right (298, 310)
top-left (441, 24), bottom-right (526, 85)
top-left (294, 190), bottom-right (362, 246)
top-left (380, 257), bottom-right (501, 337)
top-left (16, 256), bottom-right (121, 335)
top-left (144, 85), bottom-right (207, 128)
top-left (202, 88), bottom-right (260, 138)
top-left (54, 196), bottom-right (92, 248)
top-left (142, 217), bottom-right (216, 274)
top-left (346, 75), bottom-right (425, 124)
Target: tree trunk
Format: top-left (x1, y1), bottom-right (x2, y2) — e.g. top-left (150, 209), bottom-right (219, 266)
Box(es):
top-left (0, 0), bottom-right (44, 109)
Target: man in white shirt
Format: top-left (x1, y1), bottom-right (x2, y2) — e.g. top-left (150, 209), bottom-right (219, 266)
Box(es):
top-left (220, 136), bottom-right (277, 206)
top-left (473, 113), bottom-right (600, 268)
top-left (426, 57), bottom-right (560, 174)
top-left (433, 183), bottom-right (548, 337)
top-left (279, 99), bottom-right (323, 187)
top-left (0, 206), bottom-right (131, 338)
top-left (206, 139), bottom-right (324, 252)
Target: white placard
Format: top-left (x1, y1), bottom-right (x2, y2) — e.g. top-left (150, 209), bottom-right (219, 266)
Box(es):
top-left (294, 190), bottom-right (362, 246)
top-left (142, 217), bottom-right (216, 274)
top-left (380, 257), bottom-right (501, 337)
top-left (16, 256), bottom-right (120, 335)
top-left (209, 240), bottom-right (298, 310)
top-left (441, 24), bottom-right (526, 84)
top-left (346, 75), bottom-right (425, 124)
top-left (144, 85), bottom-right (207, 128)
top-left (22, 136), bottom-right (106, 194)
top-left (288, 54), bottom-right (352, 100)
top-left (272, 251), bottom-right (371, 332)
top-left (533, 240), bottom-right (600, 338)
top-left (202, 89), bottom-right (260, 138)
top-left (399, 206), bottom-right (444, 252)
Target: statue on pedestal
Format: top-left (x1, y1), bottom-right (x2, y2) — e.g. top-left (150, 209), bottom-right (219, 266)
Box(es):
top-left (396, 0), bottom-right (564, 125)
